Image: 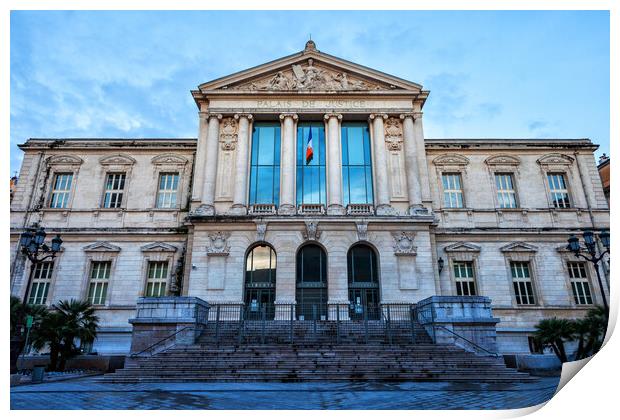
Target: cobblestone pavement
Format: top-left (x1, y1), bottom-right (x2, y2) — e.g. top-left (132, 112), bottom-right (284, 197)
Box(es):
top-left (11, 376), bottom-right (560, 410)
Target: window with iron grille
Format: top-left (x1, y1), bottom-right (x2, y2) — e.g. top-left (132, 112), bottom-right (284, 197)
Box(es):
top-left (453, 261), bottom-right (476, 296)
top-left (156, 173), bottom-right (179, 208)
top-left (145, 261), bottom-right (168, 297)
top-left (88, 261), bottom-right (110, 305)
top-left (495, 173), bottom-right (518, 208)
top-left (49, 173), bottom-right (73, 208)
top-left (442, 173), bottom-right (464, 208)
top-left (102, 173), bottom-right (126, 208)
top-left (547, 173), bottom-right (571, 208)
top-left (568, 262), bottom-right (593, 305)
top-left (28, 261), bottom-right (54, 305)
top-left (511, 261), bottom-right (536, 305)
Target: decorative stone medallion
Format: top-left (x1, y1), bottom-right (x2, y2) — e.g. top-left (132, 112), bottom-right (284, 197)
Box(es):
top-left (207, 232), bottom-right (230, 256)
top-left (392, 232), bottom-right (417, 256)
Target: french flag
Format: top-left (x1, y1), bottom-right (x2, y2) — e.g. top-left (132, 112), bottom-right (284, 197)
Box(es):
top-left (305, 128), bottom-right (314, 164)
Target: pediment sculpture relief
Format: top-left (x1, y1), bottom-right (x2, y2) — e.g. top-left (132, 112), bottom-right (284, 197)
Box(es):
top-left (229, 59), bottom-right (393, 92)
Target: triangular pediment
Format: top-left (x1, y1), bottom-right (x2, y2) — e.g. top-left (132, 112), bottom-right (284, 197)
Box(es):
top-left (500, 242), bottom-right (538, 253)
top-left (196, 41), bottom-right (424, 95)
top-left (444, 242), bottom-right (481, 253)
top-left (140, 242), bottom-right (178, 253)
top-left (83, 241), bottom-right (121, 253)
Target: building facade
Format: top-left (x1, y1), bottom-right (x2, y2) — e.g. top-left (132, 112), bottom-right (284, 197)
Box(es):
top-left (10, 41), bottom-right (610, 355)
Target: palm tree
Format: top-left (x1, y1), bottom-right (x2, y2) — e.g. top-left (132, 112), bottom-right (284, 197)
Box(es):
top-left (574, 306), bottom-right (608, 360)
top-left (533, 318), bottom-right (574, 363)
top-left (10, 296), bottom-right (48, 373)
top-left (31, 299), bottom-right (99, 371)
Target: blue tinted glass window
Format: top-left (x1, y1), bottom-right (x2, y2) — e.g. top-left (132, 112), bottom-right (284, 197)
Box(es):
top-left (249, 123), bottom-right (281, 205)
top-left (341, 123), bottom-right (373, 205)
top-left (296, 123), bottom-right (326, 205)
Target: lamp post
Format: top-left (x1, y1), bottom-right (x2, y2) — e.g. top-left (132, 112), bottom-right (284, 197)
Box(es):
top-left (19, 225), bottom-right (63, 304)
top-left (566, 229), bottom-right (610, 313)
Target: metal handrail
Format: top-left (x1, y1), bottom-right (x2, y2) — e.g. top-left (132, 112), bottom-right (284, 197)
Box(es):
top-left (131, 326), bottom-right (192, 358)
top-left (434, 325), bottom-right (500, 357)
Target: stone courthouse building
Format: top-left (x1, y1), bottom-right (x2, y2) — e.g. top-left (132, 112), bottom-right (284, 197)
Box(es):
top-left (10, 41), bottom-right (610, 356)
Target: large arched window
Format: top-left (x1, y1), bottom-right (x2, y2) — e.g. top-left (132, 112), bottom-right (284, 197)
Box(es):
top-left (296, 123), bottom-right (326, 206)
top-left (347, 244), bottom-right (380, 319)
top-left (249, 123), bottom-right (281, 206)
top-left (341, 123), bottom-right (374, 205)
top-left (296, 244), bottom-right (328, 320)
top-left (244, 244), bottom-right (276, 319)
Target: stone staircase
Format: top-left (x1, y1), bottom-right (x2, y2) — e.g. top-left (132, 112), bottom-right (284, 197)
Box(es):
top-left (103, 320), bottom-right (533, 383)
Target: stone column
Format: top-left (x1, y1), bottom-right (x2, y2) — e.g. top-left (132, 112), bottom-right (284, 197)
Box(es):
top-left (278, 113), bottom-right (298, 215)
top-left (198, 113), bottom-right (222, 215)
top-left (191, 112), bottom-right (209, 203)
top-left (412, 111), bottom-right (431, 205)
top-left (324, 113), bottom-right (345, 215)
top-left (231, 113), bottom-right (253, 215)
top-left (400, 113), bottom-right (424, 214)
top-left (369, 113), bottom-right (394, 215)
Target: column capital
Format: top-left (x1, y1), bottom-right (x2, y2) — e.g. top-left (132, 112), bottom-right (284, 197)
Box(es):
top-left (234, 113), bottom-right (253, 121)
top-left (205, 113), bottom-right (223, 121)
top-left (279, 113), bottom-right (298, 121)
top-left (323, 113), bottom-right (343, 121)
top-left (399, 112), bottom-right (423, 121)
top-left (368, 113), bottom-right (388, 122)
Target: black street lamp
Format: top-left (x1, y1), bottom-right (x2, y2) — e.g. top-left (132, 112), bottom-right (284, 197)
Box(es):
top-left (19, 225), bottom-right (63, 304)
top-left (566, 229), bottom-right (610, 313)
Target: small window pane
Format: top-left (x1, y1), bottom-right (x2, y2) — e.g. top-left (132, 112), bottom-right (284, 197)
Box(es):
top-left (511, 261), bottom-right (535, 305)
top-left (156, 173), bottom-right (179, 209)
top-left (442, 173), bottom-right (464, 208)
top-left (50, 173), bottom-right (73, 208)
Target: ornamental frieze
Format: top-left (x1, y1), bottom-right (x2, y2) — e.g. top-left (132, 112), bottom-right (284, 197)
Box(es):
top-left (219, 117), bottom-right (238, 151)
top-left (392, 232), bottom-right (417, 256)
top-left (384, 117), bottom-right (403, 151)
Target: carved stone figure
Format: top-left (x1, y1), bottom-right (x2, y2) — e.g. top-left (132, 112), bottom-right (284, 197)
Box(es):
top-left (355, 221), bottom-right (368, 241)
top-left (256, 222), bottom-right (267, 242)
top-left (303, 221), bottom-right (321, 241)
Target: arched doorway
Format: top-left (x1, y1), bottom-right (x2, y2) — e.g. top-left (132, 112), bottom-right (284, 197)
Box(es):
top-left (296, 243), bottom-right (328, 320)
top-left (347, 244), bottom-right (380, 320)
top-left (244, 244), bottom-right (276, 320)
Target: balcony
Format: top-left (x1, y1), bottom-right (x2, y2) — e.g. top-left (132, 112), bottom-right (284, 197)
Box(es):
top-left (248, 204), bottom-right (277, 215)
top-left (298, 204), bottom-right (325, 215)
top-left (347, 204), bottom-right (374, 216)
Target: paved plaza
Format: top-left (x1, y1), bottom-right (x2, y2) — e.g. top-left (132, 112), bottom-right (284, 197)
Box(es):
top-left (11, 375), bottom-right (561, 410)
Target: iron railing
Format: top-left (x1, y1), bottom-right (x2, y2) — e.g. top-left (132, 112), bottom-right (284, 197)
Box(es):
top-left (199, 303), bottom-right (421, 346)
top-left (415, 302), bottom-right (498, 357)
top-left (131, 326), bottom-right (193, 358)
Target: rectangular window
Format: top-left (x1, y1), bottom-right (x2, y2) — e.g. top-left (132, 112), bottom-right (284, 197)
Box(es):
top-left (568, 262), bottom-right (593, 305)
top-left (453, 261), bottom-right (476, 296)
top-left (511, 261), bottom-right (536, 305)
top-left (296, 124), bottom-right (326, 205)
top-left (49, 173), bottom-right (73, 208)
top-left (495, 173), bottom-right (518, 208)
top-left (341, 123), bottom-right (374, 205)
top-left (102, 173), bottom-right (126, 208)
top-left (547, 173), bottom-right (571, 208)
top-left (88, 261), bottom-right (111, 305)
top-left (249, 123), bottom-right (281, 205)
top-left (28, 261), bottom-right (54, 305)
top-left (145, 261), bottom-right (168, 297)
top-left (156, 173), bottom-right (179, 208)
top-left (442, 173), bottom-right (464, 208)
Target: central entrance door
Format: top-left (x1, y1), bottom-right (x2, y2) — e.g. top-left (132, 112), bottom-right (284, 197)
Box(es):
top-left (244, 244), bottom-right (276, 320)
top-left (348, 244), bottom-right (381, 320)
top-left (296, 244), bottom-right (328, 320)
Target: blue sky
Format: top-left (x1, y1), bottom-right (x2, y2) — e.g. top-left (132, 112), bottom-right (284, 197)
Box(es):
top-left (10, 10), bottom-right (610, 174)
